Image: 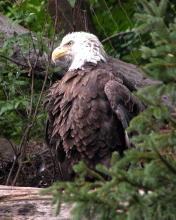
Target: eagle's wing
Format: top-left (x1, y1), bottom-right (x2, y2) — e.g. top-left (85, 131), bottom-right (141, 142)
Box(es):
top-left (104, 80), bottom-right (144, 148)
top-left (44, 82), bottom-right (72, 181)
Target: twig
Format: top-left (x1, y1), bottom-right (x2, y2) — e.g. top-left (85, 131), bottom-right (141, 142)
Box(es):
top-left (0, 55), bottom-right (25, 67)
top-left (5, 137), bottom-right (18, 156)
top-left (12, 124), bottom-right (32, 186)
top-left (101, 31), bottom-right (134, 44)
top-left (102, 0), bottom-right (138, 64)
top-left (152, 143), bottom-right (176, 174)
top-left (33, 148), bottom-right (49, 156)
top-left (27, 60), bottom-right (32, 77)
top-left (6, 156), bottom-right (17, 185)
top-left (33, 5), bottom-right (57, 118)
top-left (91, 7), bottom-right (119, 59)
top-left (28, 61), bottom-right (34, 120)
top-left (0, 153), bottom-right (6, 182)
top-left (57, 2), bottom-right (74, 31)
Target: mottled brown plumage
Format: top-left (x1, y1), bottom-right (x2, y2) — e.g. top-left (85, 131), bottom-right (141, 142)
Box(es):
top-left (44, 60), bottom-right (144, 181)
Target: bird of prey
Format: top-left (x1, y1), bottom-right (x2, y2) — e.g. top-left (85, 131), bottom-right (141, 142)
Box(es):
top-left (44, 32), bottom-right (144, 181)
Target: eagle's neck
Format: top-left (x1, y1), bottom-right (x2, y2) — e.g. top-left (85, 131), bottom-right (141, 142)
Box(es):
top-left (69, 57), bottom-right (106, 71)
top-left (68, 42), bottom-right (108, 71)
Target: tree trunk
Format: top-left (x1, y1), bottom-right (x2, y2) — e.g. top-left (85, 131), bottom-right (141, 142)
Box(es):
top-left (48, 0), bottom-right (98, 37)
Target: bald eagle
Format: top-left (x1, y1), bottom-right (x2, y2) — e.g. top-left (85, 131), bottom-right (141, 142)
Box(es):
top-left (44, 32), bottom-right (144, 181)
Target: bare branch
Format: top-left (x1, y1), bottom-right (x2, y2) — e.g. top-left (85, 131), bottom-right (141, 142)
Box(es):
top-left (101, 31), bottom-right (134, 44)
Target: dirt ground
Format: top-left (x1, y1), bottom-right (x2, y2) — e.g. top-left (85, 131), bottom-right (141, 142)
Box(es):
top-left (0, 138), bottom-right (56, 187)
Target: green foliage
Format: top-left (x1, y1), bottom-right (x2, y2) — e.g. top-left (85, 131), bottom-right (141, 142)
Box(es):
top-left (41, 1), bottom-right (176, 219)
top-left (0, 64), bottom-right (46, 143)
top-left (1, 0), bottom-right (53, 37)
top-left (0, 1), bottom-right (55, 147)
top-left (89, 0), bottom-right (152, 65)
top-left (68, 0), bottom-right (76, 8)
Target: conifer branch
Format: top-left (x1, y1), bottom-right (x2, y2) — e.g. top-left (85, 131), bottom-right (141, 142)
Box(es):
top-left (152, 143), bottom-right (176, 174)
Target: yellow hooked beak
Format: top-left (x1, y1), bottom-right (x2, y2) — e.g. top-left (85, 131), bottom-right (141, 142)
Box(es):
top-left (52, 46), bottom-right (70, 62)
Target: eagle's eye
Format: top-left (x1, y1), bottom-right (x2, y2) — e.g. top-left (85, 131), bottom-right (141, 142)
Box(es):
top-left (67, 41), bottom-right (73, 46)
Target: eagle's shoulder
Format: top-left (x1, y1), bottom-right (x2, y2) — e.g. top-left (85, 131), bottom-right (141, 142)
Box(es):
top-left (83, 61), bottom-right (137, 92)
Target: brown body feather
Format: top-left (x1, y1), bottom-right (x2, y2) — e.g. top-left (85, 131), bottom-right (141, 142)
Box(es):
top-left (44, 62), bottom-right (144, 181)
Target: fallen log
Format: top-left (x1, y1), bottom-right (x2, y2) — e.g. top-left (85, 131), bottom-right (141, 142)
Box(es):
top-left (0, 185), bottom-right (72, 220)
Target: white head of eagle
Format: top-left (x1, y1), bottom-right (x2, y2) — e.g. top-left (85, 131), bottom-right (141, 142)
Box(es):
top-left (52, 32), bottom-right (108, 71)
top-left (45, 31), bottom-right (144, 181)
